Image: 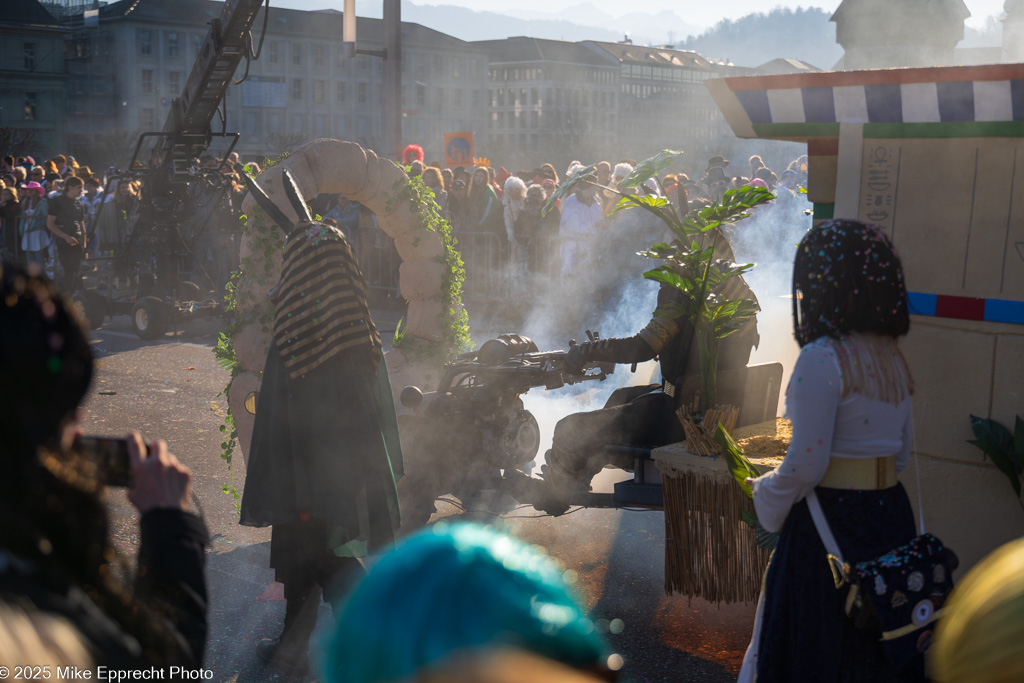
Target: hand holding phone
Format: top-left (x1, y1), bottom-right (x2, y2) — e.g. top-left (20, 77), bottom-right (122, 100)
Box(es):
top-left (126, 431), bottom-right (192, 514)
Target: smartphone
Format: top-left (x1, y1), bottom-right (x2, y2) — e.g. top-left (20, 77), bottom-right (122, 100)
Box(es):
top-left (74, 436), bottom-right (133, 487)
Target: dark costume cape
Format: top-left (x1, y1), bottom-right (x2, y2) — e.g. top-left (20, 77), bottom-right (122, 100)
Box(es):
top-left (239, 222), bottom-right (403, 559)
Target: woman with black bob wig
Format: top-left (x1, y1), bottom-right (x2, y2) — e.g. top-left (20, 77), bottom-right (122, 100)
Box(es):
top-left (738, 220), bottom-right (924, 682)
top-left (0, 261), bottom-right (209, 668)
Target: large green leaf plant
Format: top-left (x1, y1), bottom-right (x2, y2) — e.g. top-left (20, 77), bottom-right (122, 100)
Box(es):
top-left (544, 150), bottom-right (774, 410)
top-left (967, 414), bottom-right (1024, 513)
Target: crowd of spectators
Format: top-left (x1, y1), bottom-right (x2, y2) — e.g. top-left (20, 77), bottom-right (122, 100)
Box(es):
top-left (0, 151), bottom-right (256, 297)
top-left (0, 145), bottom-right (809, 307)
top-left (393, 148), bottom-right (809, 312)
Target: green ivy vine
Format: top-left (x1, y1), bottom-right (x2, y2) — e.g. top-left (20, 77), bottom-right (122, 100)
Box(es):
top-left (213, 154), bottom-right (288, 508)
top-left (386, 171), bottom-right (472, 361)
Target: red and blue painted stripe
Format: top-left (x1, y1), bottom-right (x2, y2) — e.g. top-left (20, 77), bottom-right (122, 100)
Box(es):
top-left (908, 292), bottom-right (1024, 325)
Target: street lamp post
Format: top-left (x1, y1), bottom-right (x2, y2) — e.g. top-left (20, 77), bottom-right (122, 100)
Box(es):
top-left (342, 0), bottom-right (401, 162)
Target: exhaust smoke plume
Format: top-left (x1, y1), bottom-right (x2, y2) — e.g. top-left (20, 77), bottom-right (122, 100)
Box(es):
top-left (474, 185), bottom-right (813, 471)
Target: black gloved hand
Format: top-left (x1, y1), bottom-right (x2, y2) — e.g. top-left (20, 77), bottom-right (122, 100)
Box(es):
top-left (563, 343), bottom-right (591, 375)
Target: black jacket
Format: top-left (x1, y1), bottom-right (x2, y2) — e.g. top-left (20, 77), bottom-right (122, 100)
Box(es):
top-left (0, 509), bottom-right (209, 668)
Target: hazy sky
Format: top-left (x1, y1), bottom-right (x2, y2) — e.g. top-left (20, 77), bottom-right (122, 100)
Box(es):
top-left (276, 1), bottom-right (1008, 29)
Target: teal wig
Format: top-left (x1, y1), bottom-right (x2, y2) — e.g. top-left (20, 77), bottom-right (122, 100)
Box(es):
top-left (322, 522), bottom-right (609, 682)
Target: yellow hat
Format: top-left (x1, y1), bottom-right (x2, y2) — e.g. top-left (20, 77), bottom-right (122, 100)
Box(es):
top-left (931, 537), bottom-right (1024, 682)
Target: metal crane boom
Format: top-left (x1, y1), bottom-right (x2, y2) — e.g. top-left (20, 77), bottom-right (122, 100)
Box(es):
top-left (156, 0), bottom-right (266, 169)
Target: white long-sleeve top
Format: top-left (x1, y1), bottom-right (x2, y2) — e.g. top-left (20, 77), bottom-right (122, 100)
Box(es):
top-left (751, 334), bottom-right (913, 533)
top-left (558, 194), bottom-right (603, 277)
top-left (503, 195), bottom-right (524, 242)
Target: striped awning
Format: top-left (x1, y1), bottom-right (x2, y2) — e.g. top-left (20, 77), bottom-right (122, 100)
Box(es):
top-left (708, 64), bottom-right (1024, 140)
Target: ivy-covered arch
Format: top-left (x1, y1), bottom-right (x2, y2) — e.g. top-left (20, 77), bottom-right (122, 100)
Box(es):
top-left (221, 138), bottom-right (468, 467)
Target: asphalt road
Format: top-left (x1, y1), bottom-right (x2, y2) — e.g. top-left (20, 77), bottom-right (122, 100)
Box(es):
top-left (83, 314), bottom-right (753, 683)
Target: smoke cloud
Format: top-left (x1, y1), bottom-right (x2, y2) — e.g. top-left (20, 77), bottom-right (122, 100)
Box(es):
top-left (472, 184), bottom-right (813, 468)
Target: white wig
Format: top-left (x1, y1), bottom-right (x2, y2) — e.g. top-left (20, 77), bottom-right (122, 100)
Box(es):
top-left (503, 175), bottom-right (527, 203)
top-left (612, 162), bottom-right (634, 181)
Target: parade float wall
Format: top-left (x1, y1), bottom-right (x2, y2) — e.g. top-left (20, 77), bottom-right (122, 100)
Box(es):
top-left (228, 139), bottom-right (448, 465)
top-left (708, 63), bottom-right (1024, 574)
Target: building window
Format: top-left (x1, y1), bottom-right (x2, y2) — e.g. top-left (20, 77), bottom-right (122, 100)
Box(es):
top-left (433, 53), bottom-right (443, 74)
top-left (358, 116), bottom-right (368, 137)
top-left (292, 44), bottom-right (302, 66)
top-left (497, 89), bottom-right (505, 106)
top-left (313, 80), bottom-right (325, 103)
top-left (268, 112), bottom-right (282, 133)
top-left (167, 32), bottom-right (179, 57)
top-left (243, 111), bottom-right (259, 135)
top-left (416, 84), bottom-right (426, 106)
top-left (358, 56), bottom-right (368, 72)
top-left (72, 38), bottom-right (90, 59)
top-left (471, 59), bottom-right (480, 79)
top-left (314, 44), bottom-right (326, 68)
top-left (435, 87), bottom-right (445, 108)
top-left (142, 69), bottom-right (153, 94)
top-left (269, 42), bottom-right (280, 64)
top-left (471, 90), bottom-right (480, 109)
top-left (454, 57), bottom-right (462, 78)
top-left (24, 92), bottom-right (37, 120)
top-left (291, 114), bottom-right (307, 133)
top-left (357, 82), bottom-right (367, 103)
top-left (142, 108), bottom-right (154, 128)
top-left (192, 34), bottom-right (202, 56)
top-left (169, 71), bottom-right (181, 95)
top-left (23, 42), bottom-right (35, 70)
top-left (335, 115), bottom-right (346, 137)
top-left (138, 30), bottom-right (152, 55)
top-left (292, 78), bottom-right (303, 100)
top-left (454, 88), bottom-right (463, 108)
top-left (313, 115), bottom-right (326, 137)
top-left (336, 82), bottom-right (346, 102)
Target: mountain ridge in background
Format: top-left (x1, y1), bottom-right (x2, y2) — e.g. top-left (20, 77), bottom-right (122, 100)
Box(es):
top-left (352, 0), bottom-right (701, 46)
top-left (679, 7), bottom-right (842, 69)
top-left (344, 1), bottom-right (1003, 69)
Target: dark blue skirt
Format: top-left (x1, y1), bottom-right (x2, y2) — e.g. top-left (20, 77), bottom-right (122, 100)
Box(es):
top-left (756, 484), bottom-right (926, 683)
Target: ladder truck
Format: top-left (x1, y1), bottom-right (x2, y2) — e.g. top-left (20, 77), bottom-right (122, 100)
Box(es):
top-left (77, 0), bottom-right (268, 339)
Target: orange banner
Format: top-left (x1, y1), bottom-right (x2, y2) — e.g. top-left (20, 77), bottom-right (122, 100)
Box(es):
top-left (443, 132), bottom-right (474, 167)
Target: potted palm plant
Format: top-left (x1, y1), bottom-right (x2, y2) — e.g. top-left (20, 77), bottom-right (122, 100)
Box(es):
top-left (544, 150), bottom-right (774, 411)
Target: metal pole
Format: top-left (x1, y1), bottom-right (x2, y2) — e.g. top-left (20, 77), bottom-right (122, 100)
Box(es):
top-left (382, 0), bottom-right (401, 162)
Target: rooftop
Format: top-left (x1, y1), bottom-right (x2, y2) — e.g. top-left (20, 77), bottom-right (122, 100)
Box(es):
top-left (0, 0), bottom-right (61, 28)
top-left (96, 0), bottom-right (480, 50)
top-left (473, 36), bottom-right (619, 67)
top-left (585, 40), bottom-right (719, 71)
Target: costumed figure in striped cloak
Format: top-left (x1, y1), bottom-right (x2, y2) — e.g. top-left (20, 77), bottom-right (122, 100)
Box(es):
top-left (238, 170), bottom-right (403, 677)
top-left (541, 229), bottom-right (759, 512)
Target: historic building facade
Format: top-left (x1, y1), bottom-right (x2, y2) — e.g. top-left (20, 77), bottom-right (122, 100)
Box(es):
top-left (0, 0), bottom-right (69, 157)
top-left (59, 0), bottom-right (489, 165)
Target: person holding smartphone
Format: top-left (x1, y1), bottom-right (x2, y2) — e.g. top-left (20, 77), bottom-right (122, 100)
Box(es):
top-left (0, 260), bottom-right (210, 668)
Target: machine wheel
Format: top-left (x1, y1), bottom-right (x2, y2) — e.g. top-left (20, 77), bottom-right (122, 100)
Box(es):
top-left (176, 280), bottom-right (202, 302)
top-left (131, 296), bottom-right (169, 340)
top-left (505, 409), bottom-right (541, 469)
top-left (71, 290), bottom-right (107, 330)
